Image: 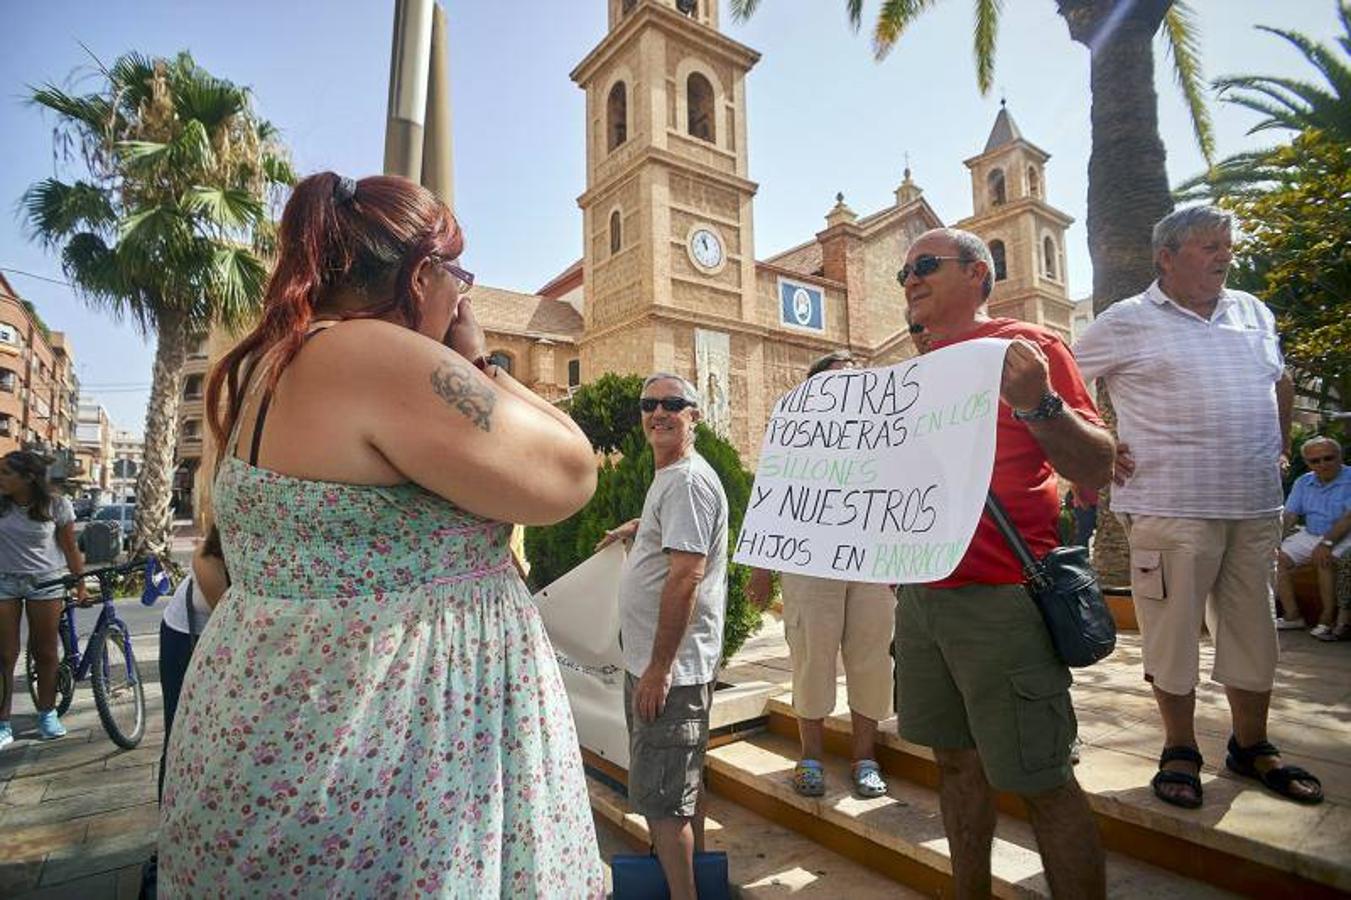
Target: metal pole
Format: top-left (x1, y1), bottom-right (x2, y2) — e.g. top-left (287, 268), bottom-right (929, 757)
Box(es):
top-left (421, 3), bottom-right (454, 207)
top-left (383, 0), bottom-right (435, 180)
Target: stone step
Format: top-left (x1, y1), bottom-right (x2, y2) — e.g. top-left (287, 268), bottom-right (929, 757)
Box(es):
top-left (706, 729), bottom-right (1240, 900)
top-left (586, 772), bottom-right (921, 898)
top-left (772, 700), bottom-right (1351, 899)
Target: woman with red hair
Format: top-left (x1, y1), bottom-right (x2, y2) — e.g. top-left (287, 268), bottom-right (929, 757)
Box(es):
top-left (158, 173), bottom-right (602, 896)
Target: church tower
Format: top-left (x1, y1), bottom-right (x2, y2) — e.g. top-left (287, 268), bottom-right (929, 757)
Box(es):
top-left (957, 102), bottom-right (1076, 340)
top-left (570, 0), bottom-right (761, 415)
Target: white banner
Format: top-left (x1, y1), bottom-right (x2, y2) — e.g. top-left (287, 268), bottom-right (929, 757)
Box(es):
top-left (532, 541), bottom-right (629, 768)
top-left (733, 338), bottom-right (1009, 583)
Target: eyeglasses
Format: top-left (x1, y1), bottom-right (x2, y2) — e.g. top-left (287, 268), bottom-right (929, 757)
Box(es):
top-left (897, 254), bottom-right (968, 285)
top-left (1304, 454), bottom-right (1339, 464)
top-left (434, 257), bottom-right (475, 293)
top-left (639, 397), bottom-right (697, 413)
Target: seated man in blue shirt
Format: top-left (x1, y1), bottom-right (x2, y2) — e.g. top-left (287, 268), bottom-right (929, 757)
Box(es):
top-left (1276, 436), bottom-right (1351, 640)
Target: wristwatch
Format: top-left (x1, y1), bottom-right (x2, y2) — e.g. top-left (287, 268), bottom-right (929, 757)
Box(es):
top-left (470, 354), bottom-right (497, 377)
top-left (1012, 390), bottom-right (1065, 423)
top-left (1321, 538), bottom-right (1336, 548)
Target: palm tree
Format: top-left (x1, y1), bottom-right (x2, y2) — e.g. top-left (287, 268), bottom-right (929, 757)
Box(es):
top-left (730, 0), bottom-right (1215, 584)
top-left (1176, 1), bottom-right (1351, 201)
top-left (23, 51), bottom-right (293, 555)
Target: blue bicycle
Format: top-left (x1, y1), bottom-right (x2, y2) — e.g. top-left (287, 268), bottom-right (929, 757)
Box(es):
top-left (24, 557), bottom-right (156, 749)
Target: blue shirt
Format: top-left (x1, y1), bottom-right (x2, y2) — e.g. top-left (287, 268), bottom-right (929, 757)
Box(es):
top-left (1286, 466), bottom-right (1351, 536)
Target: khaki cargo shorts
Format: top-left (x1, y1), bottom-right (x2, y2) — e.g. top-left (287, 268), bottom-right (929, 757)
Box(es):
top-left (895, 583), bottom-right (1077, 795)
top-left (624, 673), bottom-right (715, 819)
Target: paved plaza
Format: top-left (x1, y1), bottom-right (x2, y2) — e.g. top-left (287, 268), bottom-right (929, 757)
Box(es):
top-left (3, 602), bottom-right (1348, 898)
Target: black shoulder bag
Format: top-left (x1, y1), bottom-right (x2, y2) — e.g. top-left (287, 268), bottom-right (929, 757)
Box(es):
top-left (984, 492), bottom-right (1116, 667)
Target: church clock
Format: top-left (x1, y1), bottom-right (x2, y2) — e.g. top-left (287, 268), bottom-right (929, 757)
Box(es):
top-left (687, 226), bottom-right (724, 272)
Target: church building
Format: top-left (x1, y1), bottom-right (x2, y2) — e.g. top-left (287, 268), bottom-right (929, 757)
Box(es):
top-left (471, 0), bottom-right (1076, 464)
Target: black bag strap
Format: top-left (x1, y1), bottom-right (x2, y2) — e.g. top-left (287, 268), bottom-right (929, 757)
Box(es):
top-left (984, 491), bottom-right (1049, 591)
top-left (184, 577), bottom-right (199, 637)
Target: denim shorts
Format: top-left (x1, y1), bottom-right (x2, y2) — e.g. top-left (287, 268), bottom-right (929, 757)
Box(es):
top-left (0, 570), bottom-right (68, 602)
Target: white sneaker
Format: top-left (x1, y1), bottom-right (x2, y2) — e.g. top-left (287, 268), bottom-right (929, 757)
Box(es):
top-left (1275, 616), bottom-right (1307, 630)
top-left (0, 721), bottom-right (12, 750)
top-left (1310, 623), bottom-right (1333, 639)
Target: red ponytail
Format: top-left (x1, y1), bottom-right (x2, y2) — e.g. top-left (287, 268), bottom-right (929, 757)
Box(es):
top-left (206, 172), bottom-right (463, 451)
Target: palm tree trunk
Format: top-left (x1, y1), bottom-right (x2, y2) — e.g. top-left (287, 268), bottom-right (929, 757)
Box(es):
top-left (1060, 0), bottom-right (1175, 586)
top-left (132, 308), bottom-right (191, 557)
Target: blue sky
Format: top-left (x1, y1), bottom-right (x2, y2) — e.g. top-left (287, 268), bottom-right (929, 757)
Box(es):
top-left (1, 0), bottom-right (1342, 435)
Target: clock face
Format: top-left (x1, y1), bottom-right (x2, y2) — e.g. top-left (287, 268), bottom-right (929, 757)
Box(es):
top-left (689, 228), bottom-right (723, 270)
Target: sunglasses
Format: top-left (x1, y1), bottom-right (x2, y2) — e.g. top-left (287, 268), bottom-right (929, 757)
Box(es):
top-left (639, 397), bottom-right (697, 413)
top-left (897, 254), bottom-right (968, 285)
top-left (1304, 454), bottom-right (1339, 464)
top-left (434, 257), bottom-right (475, 293)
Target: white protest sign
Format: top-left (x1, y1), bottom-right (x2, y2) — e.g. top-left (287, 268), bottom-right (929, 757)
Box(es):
top-left (733, 338), bottom-right (1009, 583)
top-left (533, 541), bottom-right (630, 767)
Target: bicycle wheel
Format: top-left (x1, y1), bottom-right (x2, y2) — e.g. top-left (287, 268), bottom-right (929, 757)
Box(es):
top-left (25, 651), bottom-right (75, 717)
top-left (89, 624), bottom-right (145, 749)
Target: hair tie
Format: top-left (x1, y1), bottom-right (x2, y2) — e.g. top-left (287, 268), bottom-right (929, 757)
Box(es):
top-left (333, 175), bottom-right (357, 206)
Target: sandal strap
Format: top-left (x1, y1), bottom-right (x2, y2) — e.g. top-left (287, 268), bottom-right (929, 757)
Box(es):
top-left (1228, 736), bottom-right (1279, 763)
top-left (1152, 769), bottom-right (1202, 790)
top-left (853, 759), bottom-right (880, 774)
top-left (796, 759), bottom-right (824, 772)
top-left (1159, 745), bottom-right (1203, 767)
top-left (1262, 764), bottom-right (1322, 791)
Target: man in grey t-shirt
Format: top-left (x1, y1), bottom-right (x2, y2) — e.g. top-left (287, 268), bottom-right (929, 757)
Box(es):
top-left (596, 372), bottom-right (727, 900)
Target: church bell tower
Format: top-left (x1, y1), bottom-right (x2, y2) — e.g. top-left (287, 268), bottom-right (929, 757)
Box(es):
top-left (571, 0), bottom-right (761, 397)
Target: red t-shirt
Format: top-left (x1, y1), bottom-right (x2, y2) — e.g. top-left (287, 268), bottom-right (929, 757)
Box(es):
top-left (927, 319), bottom-right (1103, 588)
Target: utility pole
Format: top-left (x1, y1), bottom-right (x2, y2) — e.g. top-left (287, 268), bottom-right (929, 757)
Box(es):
top-left (384, 0), bottom-right (454, 206)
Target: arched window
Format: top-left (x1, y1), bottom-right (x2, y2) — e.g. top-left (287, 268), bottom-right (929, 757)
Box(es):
top-left (606, 81), bottom-right (627, 151)
top-left (987, 168), bottom-right (1006, 206)
top-left (687, 73), bottom-right (714, 143)
top-left (488, 351), bottom-right (513, 375)
top-left (989, 240), bottom-right (1008, 282)
top-left (1043, 236), bottom-right (1058, 280)
top-left (609, 210), bottom-right (622, 255)
top-left (1027, 166), bottom-right (1041, 199)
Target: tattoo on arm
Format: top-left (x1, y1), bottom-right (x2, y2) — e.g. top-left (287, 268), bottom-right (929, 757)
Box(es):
top-left (430, 361), bottom-right (496, 432)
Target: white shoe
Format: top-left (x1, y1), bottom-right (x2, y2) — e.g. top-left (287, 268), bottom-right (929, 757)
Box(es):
top-left (1309, 623), bottom-right (1333, 639)
top-left (0, 721), bottom-right (12, 750)
top-left (1275, 617), bottom-right (1307, 630)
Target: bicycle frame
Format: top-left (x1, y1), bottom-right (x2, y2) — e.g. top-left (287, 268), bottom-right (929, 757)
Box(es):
top-left (53, 572), bottom-right (138, 687)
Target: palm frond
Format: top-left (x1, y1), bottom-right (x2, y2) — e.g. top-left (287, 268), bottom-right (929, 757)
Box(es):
top-left (62, 232), bottom-right (156, 335)
top-left (169, 67), bottom-right (247, 129)
top-left (115, 139), bottom-right (170, 164)
top-left (170, 119), bottom-right (216, 172)
top-left (972, 0), bottom-right (1002, 95)
top-left (1162, 2), bottom-right (1215, 164)
top-left (262, 153), bottom-right (297, 188)
top-left (1254, 23), bottom-right (1351, 101)
top-left (727, 0), bottom-right (760, 21)
top-left (181, 186), bottom-right (265, 230)
top-left (845, 0), bottom-right (865, 30)
top-left (29, 85), bottom-right (113, 132)
top-left (107, 51), bottom-right (157, 114)
top-left (21, 179), bottom-right (116, 244)
top-left (209, 246), bottom-right (269, 329)
top-left (874, 0), bottom-right (941, 61)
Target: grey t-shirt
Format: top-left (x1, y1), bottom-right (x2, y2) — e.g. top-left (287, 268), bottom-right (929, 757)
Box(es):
top-left (618, 451), bottom-right (729, 686)
top-left (0, 497), bottom-right (75, 574)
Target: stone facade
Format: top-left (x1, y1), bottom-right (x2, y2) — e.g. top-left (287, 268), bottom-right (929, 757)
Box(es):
top-left (465, 0), bottom-right (1075, 464)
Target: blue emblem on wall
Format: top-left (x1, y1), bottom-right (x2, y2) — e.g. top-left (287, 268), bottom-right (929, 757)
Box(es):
top-left (778, 279), bottom-right (824, 331)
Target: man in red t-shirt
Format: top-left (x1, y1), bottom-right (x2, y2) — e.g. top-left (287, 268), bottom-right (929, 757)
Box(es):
top-left (898, 228), bottom-right (1114, 899)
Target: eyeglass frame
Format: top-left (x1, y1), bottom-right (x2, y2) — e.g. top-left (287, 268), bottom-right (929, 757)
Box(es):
top-left (1303, 453), bottom-right (1340, 464)
top-left (432, 256), bottom-right (475, 293)
top-left (897, 254), bottom-right (971, 285)
top-left (639, 396), bottom-right (698, 413)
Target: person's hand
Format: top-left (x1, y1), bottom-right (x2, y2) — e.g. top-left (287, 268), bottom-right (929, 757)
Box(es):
top-left (74, 580), bottom-right (91, 607)
top-left (1113, 441), bottom-right (1136, 487)
top-left (746, 568), bottom-right (773, 610)
top-left (1000, 339), bottom-right (1052, 412)
top-left (595, 519), bottom-right (639, 551)
top-left (443, 296), bottom-right (487, 362)
top-left (633, 665), bottom-right (672, 723)
top-left (1311, 542), bottom-right (1333, 568)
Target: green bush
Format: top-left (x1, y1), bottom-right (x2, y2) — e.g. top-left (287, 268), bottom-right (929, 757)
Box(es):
top-left (526, 378), bottom-right (764, 662)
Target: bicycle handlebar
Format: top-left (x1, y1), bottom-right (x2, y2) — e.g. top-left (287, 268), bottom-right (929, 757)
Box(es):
top-left (33, 556), bottom-right (158, 591)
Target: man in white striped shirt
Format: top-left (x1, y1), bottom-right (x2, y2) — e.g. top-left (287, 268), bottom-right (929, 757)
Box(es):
top-left (1074, 206), bottom-right (1322, 809)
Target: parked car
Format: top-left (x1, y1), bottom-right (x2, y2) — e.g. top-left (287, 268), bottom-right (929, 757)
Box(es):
top-left (89, 503), bottom-right (136, 551)
top-left (72, 495), bottom-right (99, 521)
